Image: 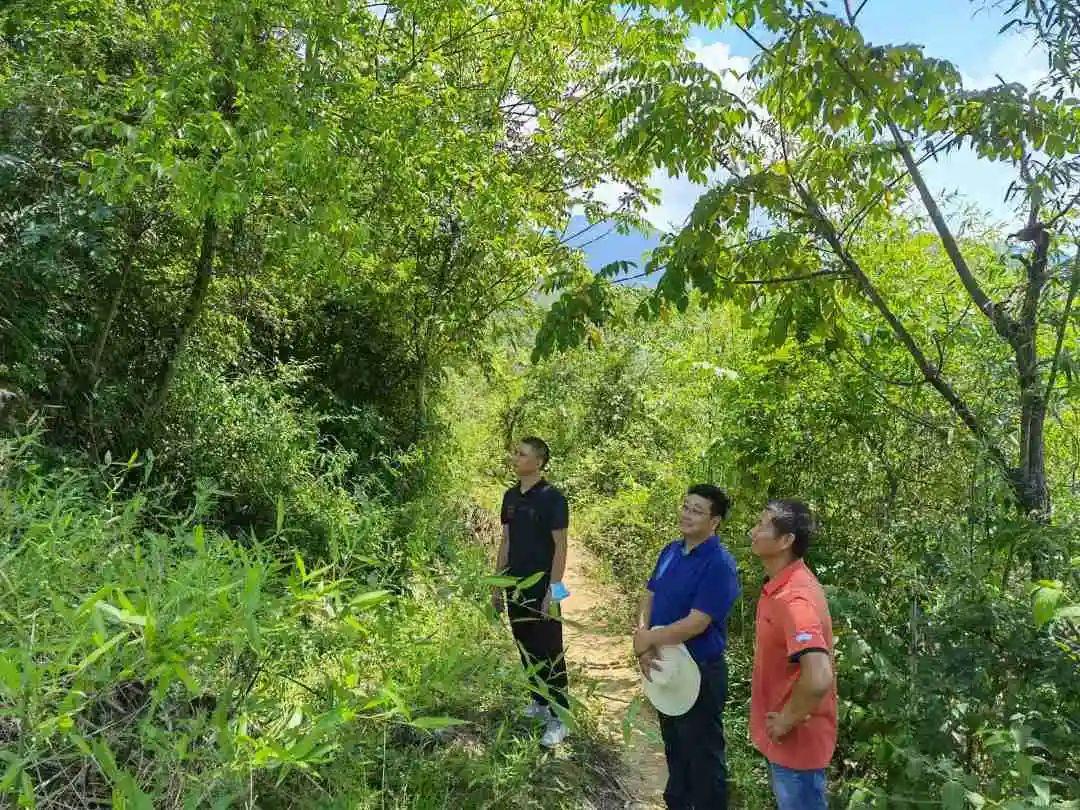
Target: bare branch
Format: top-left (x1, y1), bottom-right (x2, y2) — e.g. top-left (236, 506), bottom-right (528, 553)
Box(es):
top-left (615, 266), bottom-right (844, 287)
top-left (574, 225), bottom-right (617, 251)
top-left (838, 132), bottom-right (965, 241)
top-left (868, 386), bottom-right (951, 437)
top-left (613, 269), bottom-right (657, 285)
top-left (888, 123), bottom-right (1020, 340)
top-left (793, 178), bottom-right (1010, 474)
top-left (844, 347), bottom-right (926, 388)
top-left (1044, 186), bottom-right (1080, 230)
top-left (735, 22), bottom-right (773, 55)
top-left (844, 0), bottom-right (873, 25)
top-left (734, 269), bottom-right (846, 285)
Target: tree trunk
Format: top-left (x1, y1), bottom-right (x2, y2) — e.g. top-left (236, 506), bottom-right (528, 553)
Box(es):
top-left (413, 355), bottom-right (429, 443)
top-left (1013, 225), bottom-right (1053, 578)
top-left (89, 234), bottom-right (140, 387)
top-left (1016, 354), bottom-right (1052, 579)
top-left (141, 214), bottom-right (218, 432)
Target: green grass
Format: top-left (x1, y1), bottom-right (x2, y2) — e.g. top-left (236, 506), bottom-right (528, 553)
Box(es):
top-left (0, 429), bottom-right (630, 808)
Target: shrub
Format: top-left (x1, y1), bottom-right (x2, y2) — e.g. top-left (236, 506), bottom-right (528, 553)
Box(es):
top-left (0, 428), bottom-right (599, 808)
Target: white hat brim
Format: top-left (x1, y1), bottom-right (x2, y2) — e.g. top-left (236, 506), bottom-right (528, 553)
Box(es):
top-left (641, 641), bottom-right (701, 717)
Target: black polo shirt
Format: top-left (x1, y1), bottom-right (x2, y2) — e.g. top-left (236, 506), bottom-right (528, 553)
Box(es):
top-left (500, 479), bottom-right (569, 580)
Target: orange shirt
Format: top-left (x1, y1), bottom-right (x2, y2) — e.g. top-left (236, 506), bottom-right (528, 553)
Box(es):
top-left (750, 559), bottom-right (837, 770)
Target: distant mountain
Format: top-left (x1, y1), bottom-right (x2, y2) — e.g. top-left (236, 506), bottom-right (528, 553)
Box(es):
top-left (560, 216), bottom-right (662, 285)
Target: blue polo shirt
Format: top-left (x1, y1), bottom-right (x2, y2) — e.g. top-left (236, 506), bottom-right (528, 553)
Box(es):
top-left (647, 535), bottom-right (740, 664)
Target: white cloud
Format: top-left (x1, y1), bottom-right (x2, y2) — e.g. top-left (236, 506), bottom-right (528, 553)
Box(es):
top-left (589, 180), bottom-right (631, 211)
top-left (586, 163), bottom-right (725, 235)
top-left (686, 37), bottom-right (753, 96)
top-left (591, 32), bottom-right (1048, 233)
top-left (644, 169), bottom-right (724, 232)
top-left (585, 39), bottom-right (753, 232)
top-left (961, 32), bottom-right (1047, 90)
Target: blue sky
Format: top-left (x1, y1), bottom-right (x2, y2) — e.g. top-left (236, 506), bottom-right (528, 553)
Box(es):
top-left (572, 0), bottom-right (1048, 271)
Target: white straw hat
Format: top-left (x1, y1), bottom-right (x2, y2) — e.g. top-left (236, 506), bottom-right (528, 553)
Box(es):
top-left (640, 631), bottom-right (701, 717)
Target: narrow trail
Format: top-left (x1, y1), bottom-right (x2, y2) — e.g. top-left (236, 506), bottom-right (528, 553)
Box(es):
top-left (561, 542), bottom-right (667, 809)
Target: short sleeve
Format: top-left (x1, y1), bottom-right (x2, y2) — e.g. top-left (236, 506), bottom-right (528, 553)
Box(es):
top-left (690, 552), bottom-right (740, 622)
top-left (549, 491), bottom-right (569, 531)
top-left (647, 543), bottom-right (676, 592)
top-left (778, 594), bottom-right (828, 661)
top-left (500, 490), bottom-right (512, 525)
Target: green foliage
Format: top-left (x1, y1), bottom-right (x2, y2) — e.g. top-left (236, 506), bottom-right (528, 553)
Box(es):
top-left (493, 283), bottom-right (1080, 807)
top-left (0, 425), bottom-right (614, 808)
top-left (541, 0), bottom-right (1080, 553)
top-left (4, 0), bottom-right (1080, 806)
top-left (158, 360), bottom-right (374, 560)
top-left (0, 0), bottom-right (685, 458)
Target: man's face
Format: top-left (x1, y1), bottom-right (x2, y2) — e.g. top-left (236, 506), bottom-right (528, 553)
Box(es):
top-left (749, 508), bottom-right (791, 559)
top-left (679, 494), bottom-right (717, 537)
top-left (511, 443), bottom-right (542, 477)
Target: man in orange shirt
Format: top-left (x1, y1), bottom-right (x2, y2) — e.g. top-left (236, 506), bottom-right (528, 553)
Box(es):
top-left (749, 499), bottom-right (836, 810)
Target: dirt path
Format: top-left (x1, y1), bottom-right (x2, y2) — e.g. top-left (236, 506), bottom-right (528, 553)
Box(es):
top-left (561, 542), bottom-right (668, 809)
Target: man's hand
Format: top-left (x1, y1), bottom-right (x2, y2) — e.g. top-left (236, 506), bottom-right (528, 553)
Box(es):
top-left (633, 627), bottom-right (655, 656)
top-left (638, 649), bottom-right (661, 682)
top-left (765, 711), bottom-right (797, 742)
top-left (491, 588), bottom-right (505, 614)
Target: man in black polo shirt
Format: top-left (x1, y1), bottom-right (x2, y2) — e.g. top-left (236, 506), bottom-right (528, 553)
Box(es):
top-left (493, 436), bottom-right (571, 747)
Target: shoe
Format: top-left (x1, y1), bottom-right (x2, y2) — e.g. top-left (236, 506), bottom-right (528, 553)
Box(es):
top-left (540, 718), bottom-right (569, 748)
top-left (522, 701), bottom-right (551, 721)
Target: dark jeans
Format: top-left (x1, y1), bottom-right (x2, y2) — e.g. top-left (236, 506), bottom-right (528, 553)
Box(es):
top-left (658, 657), bottom-right (728, 809)
top-left (506, 588), bottom-right (569, 710)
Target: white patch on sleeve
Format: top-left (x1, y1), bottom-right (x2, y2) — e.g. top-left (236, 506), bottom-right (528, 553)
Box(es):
top-left (794, 632), bottom-right (813, 643)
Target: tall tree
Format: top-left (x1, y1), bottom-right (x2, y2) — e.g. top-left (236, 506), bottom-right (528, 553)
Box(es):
top-left (1, 0), bottom-right (686, 454)
top-left (541, 0), bottom-right (1080, 576)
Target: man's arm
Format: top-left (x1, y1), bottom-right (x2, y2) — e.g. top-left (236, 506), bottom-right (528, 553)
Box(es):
top-left (636, 590), bottom-right (660, 679)
top-left (766, 651), bottom-right (833, 740)
top-left (634, 553), bottom-right (737, 654)
top-left (539, 528), bottom-right (568, 614)
top-left (633, 609), bottom-right (711, 654)
top-left (637, 591), bottom-right (654, 630)
top-left (549, 528), bottom-right (567, 584)
top-left (495, 524), bottom-right (509, 573)
top-left (491, 525), bottom-right (509, 612)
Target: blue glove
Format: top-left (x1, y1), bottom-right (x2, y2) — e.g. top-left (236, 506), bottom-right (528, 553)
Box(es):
top-left (550, 581), bottom-right (570, 602)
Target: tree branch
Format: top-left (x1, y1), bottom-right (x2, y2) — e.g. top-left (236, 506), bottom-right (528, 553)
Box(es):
top-left (735, 22), bottom-right (773, 56)
top-left (793, 178), bottom-right (1010, 474)
top-left (868, 386), bottom-right (951, 438)
top-left (843, 346), bottom-right (926, 388)
top-left (1044, 186), bottom-right (1080, 229)
top-left (816, 31), bottom-right (1019, 344)
top-left (885, 121), bottom-right (1017, 342)
top-left (837, 132), bottom-right (965, 241)
top-left (1044, 247), bottom-right (1080, 405)
top-left (849, 0), bottom-right (873, 23)
top-left (616, 266), bottom-right (844, 287)
top-left (735, 269), bottom-right (846, 285)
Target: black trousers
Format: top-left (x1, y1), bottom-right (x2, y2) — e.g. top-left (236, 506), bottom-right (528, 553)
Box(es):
top-left (506, 589), bottom-right (569, 710)
top-left (658, 657), bottom-right (728, 809)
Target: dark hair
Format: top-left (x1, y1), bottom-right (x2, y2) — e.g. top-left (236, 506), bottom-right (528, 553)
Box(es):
top-left (520, 436), bottom-right (550, 469)
top-left (687, 484), bottom-right (731, 521)
top-left (766, 499), bottom-right (815, 558)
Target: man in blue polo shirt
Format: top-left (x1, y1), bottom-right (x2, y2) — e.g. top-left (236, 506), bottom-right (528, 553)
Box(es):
top-left (633, 484), bottom-right (740, 809)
